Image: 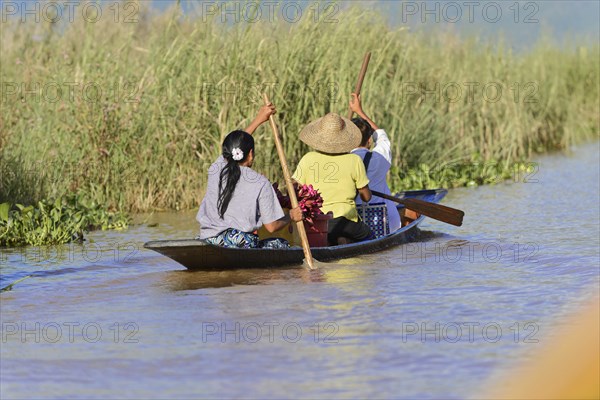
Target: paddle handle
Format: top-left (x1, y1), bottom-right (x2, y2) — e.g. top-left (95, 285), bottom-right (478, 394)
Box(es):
top-left (371, 190), bottom-right (410, 209)
top-left (347, 52), bottom-right (371, 119)
top-left (373, 190), bottom-right (464, 214)
top-left (263, 94), bottom-right (316, 269)
top-left (372, 190), bottom-right (407, 204)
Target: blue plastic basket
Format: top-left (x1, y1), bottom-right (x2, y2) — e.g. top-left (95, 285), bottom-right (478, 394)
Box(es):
top-left (358, 202), bottom-right (389, 239)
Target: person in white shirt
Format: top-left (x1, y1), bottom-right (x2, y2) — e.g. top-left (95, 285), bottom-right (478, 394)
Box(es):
top-left (349, 93), bottom-right (402, 232)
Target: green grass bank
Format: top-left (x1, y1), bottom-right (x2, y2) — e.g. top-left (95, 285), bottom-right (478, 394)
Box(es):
top-left (1, 3), bottom-right (598, 245)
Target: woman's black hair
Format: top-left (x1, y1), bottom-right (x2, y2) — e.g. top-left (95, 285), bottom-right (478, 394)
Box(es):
top-left (217, 130), bottom-right (255, 218)
top-left (352, 117), bottom-right (374, 147)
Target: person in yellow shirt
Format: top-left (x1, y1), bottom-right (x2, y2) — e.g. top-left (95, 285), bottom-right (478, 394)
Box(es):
top-left (292, 113), bottom-right (373, 245)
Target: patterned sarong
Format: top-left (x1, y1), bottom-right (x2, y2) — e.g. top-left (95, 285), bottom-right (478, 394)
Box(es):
top-left (201, 228), bottom-right (290, 249)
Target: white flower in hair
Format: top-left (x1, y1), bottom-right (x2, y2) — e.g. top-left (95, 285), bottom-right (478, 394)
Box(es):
top-left (231, 147), bottom-right (244, 161)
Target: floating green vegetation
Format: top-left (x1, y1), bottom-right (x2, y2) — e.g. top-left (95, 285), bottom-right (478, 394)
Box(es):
top-left (0, 196), bottom-right (128, 247)
top-left (391, 161), bottom-right (539, 190)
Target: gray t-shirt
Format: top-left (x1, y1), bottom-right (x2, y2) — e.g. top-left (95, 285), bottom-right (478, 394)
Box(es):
top-left (196, 156), bottom-right (285, 239)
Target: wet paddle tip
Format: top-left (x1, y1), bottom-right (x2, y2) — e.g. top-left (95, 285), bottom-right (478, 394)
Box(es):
top-left (302, 258), bottom-right (327, 270)
top-left (303, 258), bottom-right (316, 270)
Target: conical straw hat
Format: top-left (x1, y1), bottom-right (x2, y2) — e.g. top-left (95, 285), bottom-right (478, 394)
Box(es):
top-left (299, 113), bottom-right (362, 154)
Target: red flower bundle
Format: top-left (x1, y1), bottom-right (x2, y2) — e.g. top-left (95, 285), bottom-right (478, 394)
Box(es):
top-left (296, 184), bottom-right (323, 225)
top-left (272, 182), bottom-right (323, 225)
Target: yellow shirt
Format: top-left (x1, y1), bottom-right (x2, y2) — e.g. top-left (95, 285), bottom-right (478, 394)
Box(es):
top-left (292, 152), bottom-right (370, 222)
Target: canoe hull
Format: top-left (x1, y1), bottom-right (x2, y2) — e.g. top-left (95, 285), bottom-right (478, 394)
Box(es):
top-left (144, 189), bottom-right (447, 270)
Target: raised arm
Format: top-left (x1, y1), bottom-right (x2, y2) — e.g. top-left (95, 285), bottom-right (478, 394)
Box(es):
top-left (349, 93), bottom-right (379, 130)
top-left (350, 93), bottom-right (391, 163)
top-left (245, 102), bottom-right (276, 135)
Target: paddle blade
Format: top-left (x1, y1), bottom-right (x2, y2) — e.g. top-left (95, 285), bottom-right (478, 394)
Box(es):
top-left (400, 198), bottom-right (464, 226)
top-left (371, 190), bottom-right (465, 227)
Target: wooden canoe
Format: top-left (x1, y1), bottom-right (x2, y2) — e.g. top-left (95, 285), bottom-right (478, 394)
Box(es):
top-left (144, 189), bottom-right (447, 270)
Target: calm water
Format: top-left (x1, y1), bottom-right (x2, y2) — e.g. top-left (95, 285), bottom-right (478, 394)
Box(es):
top-left (1, 143), bottom-right (599, 399)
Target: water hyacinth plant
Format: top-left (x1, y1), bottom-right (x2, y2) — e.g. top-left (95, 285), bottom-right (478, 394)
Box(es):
top-left (0, 195), bottom-right (129, 247)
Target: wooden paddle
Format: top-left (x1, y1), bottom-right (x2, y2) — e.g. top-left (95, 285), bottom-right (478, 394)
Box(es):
top-left (263, 94), bottom-right (316, 269)
top-left (371, 190), bottom-right (464, 227)
top-left (347, 52), bottom-right (371, 119)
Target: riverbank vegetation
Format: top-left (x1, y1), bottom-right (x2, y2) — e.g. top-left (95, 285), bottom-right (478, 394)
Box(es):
top-left (0, 196), bottom-right (128, 247)
top-left (1, 2), bottom-right (598, 245)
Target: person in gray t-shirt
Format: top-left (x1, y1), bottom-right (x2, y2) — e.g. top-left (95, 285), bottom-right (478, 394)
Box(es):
top-left (196, 103), bottom-right (303, 241)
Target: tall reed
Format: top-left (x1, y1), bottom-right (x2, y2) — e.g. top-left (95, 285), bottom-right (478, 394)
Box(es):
top-left (1, 3), bottom-right (598, 212)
